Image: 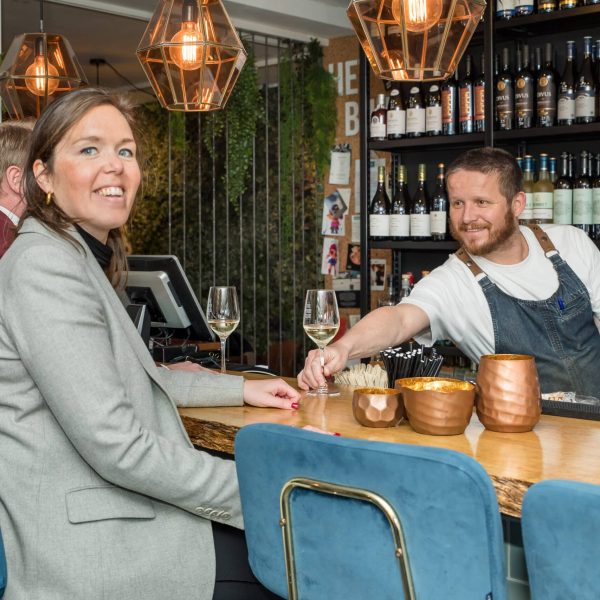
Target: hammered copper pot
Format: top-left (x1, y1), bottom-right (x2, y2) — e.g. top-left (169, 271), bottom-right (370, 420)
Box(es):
top-left (395, 377), bottom-right (475, 436)
top-left (352, 387), bottom-right (405, 428)
top-left (476, 354), bottom-right (541, 433)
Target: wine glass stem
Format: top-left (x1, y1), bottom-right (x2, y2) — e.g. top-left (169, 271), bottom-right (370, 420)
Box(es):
top-left (317, 345), bottom-right (328, 394)
top-left (220, 337), bottom-right (227, 374)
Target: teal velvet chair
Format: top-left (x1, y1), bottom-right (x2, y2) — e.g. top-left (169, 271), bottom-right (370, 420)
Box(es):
top-left (0, 527), bottom-right (6, 597)
top-left (235, 423), bottom-right (506, 600)
top-left (522, 479), bottom-right (600, 600)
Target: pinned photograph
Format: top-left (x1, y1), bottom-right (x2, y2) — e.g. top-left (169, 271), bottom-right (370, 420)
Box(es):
top-left (321, 237), bottom-right (339, 276)
top-left (370, 258), bottom-right (386, 290)
top-left (346, 244), bottom-right (361, 273)
top-left (321, 190), bottom-right (348, 236)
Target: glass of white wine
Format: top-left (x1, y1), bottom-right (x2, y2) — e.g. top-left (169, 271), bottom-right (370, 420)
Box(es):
top-left (207, 286), bottom-right (240, 374)
top-left (303, 289), bottom-right (340, 396)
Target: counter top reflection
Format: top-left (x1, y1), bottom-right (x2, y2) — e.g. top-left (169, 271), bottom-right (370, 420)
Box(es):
top-left (178, 381), bottom-right (600, 518)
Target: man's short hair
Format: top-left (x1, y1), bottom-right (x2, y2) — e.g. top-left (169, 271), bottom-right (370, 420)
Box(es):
top-left (0, 119), bottom-right (35, 186)
top-left (446, 147), bottom-right (523, 202)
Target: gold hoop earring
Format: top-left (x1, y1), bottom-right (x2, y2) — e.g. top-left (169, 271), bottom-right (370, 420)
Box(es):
top-left (45, 192), bottom-right (54, 206)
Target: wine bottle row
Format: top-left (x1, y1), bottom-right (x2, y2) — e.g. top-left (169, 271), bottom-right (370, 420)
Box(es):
top-left (497, 0), bottom-right (598, 20)
top-left (519, 150), bottom-right (600, 238)
top-left (369, 38), bottom-right (600, 140)
top-left (369, 164), bottom-right (449, 241)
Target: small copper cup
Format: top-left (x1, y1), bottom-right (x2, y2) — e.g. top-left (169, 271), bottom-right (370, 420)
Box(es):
top-left (396, 377), bottom-right (475, 436)
top-left (476, 354), bottom-right (541, 433)
top-left (352, 387), bottom-right (405, 428)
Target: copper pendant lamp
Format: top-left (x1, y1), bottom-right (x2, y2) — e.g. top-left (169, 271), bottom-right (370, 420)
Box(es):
top-left (347, 0), bottom-right (485, 81)
top-left (137, 0), bottom-right (247, 112)
top-left (0, 0), bottom-right (88, 119)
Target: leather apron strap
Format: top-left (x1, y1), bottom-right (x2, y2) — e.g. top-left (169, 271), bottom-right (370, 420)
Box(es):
top-left (454, 247), bottom-right (484, 276)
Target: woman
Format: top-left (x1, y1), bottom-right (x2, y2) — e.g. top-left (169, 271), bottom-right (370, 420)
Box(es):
top-left (0, 88), bottom-right (298, 599)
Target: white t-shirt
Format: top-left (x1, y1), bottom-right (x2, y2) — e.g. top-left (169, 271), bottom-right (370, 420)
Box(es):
top-left (402, 225), bottom-right (600, 364)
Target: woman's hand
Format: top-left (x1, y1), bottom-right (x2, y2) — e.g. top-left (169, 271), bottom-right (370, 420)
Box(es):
top-left (243, 378), bottom-right (300, 409)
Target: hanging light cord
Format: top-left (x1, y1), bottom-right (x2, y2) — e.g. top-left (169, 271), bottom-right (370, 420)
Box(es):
top-left (39, 0), bottom-right (44, 33)
top-left (90, 58), bottom-right (155, 98)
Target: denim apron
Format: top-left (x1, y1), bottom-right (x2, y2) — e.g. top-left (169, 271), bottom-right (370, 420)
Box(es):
top-left (455, 224), bottom-right (600, 396)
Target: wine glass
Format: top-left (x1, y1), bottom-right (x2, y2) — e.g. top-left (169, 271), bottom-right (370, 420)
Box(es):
top-left (206, 286), bottom-right (240, 374)
top-left (303, 289), bottom-right (340, 396)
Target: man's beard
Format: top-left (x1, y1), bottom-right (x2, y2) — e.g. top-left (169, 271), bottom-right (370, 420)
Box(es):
top-left (450, 208), bottom-right (518, 256)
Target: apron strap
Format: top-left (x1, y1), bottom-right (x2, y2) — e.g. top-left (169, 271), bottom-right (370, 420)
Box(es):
top-left (526, 223), bottom-right (557, 254)
top-left (454, 247), bottom-right (484, 276)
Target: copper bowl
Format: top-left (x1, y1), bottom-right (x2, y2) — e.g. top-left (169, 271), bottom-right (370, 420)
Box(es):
top-left (396, 377), bottom-right (475, 436)
top-left (476, 354), bottom-right (541, 433)
top-left (352, 387), bottom-right (405, 428)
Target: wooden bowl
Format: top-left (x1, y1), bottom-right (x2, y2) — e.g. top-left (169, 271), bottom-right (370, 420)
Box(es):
top-left (352, 387), bottom-right (405, 428)
top-left (395, 377), bottom-right (475, 435)
top-left (476, 354), bottom-right (541, 433)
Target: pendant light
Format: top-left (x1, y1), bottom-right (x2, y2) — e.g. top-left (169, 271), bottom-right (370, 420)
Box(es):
top-left (0, 0), bottom-right (88, 119)
top-left (347, 0), bottom-right (485, 81)
top-left (137, 0), bottom-right (247, 112)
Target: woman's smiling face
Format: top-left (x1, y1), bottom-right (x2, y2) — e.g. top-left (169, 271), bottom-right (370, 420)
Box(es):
top-left (34, 103), bottom-right (141, 243)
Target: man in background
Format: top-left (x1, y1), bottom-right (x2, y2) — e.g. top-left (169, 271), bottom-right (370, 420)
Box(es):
top-left (0, 120), bottom-right (34, 258)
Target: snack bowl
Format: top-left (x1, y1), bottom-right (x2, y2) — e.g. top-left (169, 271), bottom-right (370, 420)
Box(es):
top-left (396, 377), bottom-right (475, 435)
top-left (352, 387), bottom-right (405, 428)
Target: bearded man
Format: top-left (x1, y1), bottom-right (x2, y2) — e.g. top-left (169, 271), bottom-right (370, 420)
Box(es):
top-left (298, 147), bottom-right (600, 396)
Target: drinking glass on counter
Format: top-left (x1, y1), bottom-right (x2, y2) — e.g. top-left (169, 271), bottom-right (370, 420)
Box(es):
top-left (303, 289), bottom-right (340, 396)
top-left (207, 286), bottom-right (240, 374)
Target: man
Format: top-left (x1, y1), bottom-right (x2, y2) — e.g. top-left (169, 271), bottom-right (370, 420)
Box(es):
top-left (298, 147), bottom-right (600, 396)
top-left (0, 120), bottom-right (34, 258)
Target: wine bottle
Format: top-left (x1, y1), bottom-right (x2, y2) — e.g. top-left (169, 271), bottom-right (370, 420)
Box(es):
top-left (410, 163), bottom-right (431, 240)
top-left (425, 82), bottom-right (442, 136)
top-left (533, 154), bottom-right (554, 224)
top-left (538, 0), bottom-right (556, 12)
top-left (554, 152), bottom-right (573, 225)
top-left (592, 154), bottom-right (600, 240)
top-left (514, 0), bottom-right (533, 17)
top-left (406, 85), bottom-right (426, 138)
top-left (521, 155), bottom-right (535, 224)
top-left (495, 47), bottom-right (514, 131)
top-left (515, 44), bottom-right (534, 129)
top-left (536, 42), bottom-right (557, 127)
top-left (557, 41), bottom-right (576, 126)
top-left (431, 163), bottom-right (448, 241)
top-left (573, 150), bottom-right (593, 236)
top-left (369, 165), bottom-right (391, 240)
top-left (559, 0), bottom-right (576, 8)
top-left (387, 85), bottom-right (406, 140)
top-left (549, 156), bottom-right (557, 184)
top-left (370, 93), bottom-right (387, 141)
top-left (390, 165), bottom-right (411, 241)
top-left (441, 71), bottom-right (458, 135)
top-left (575, 36), bottom-right (596, 124)
top-left (474, 53), bottom-right (486, 132)
top-left (459, 55), bottom-right (474, 134)
top-left (496, 0), bottom-right (514, 18)
top-left (595, 40), bottom-right (600, 122)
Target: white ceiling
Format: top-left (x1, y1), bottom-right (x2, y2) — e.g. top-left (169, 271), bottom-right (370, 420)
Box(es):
top-left (1, 0), bottom-right (353, 92)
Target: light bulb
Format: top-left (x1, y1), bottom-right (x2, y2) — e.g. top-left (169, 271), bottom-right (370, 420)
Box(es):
top-left (169, 21), bottom-right (204, 70)
top-left (392, 0), bottom-right (444, 33)
top-left (25, 54), bottom-right (59, 96)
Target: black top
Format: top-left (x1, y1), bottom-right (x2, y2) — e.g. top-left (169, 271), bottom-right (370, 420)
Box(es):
top-left (75, 224), bottom-right (113, 269)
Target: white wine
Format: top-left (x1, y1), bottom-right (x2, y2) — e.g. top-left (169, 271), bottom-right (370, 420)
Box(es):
top-left (303, 323), bottom-right (339, 346)
top-left (208, 319), bottom-right (240, 337)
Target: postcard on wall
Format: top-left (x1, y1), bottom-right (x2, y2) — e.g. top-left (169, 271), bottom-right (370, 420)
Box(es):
top-left (370, 258), bottom-right (386, 291)
top-left (321, 190), bottom-right (348, 236)
top-left (346, 244), bottom-right (361, 273)
top-left (329, 144), bottom-right (351, 185)
top-left (354, 159), bottom-right (361, 212)
top-left (321, 237), bottom-right (339, 276)
top-left (351, 214), bottom-right (361, 243)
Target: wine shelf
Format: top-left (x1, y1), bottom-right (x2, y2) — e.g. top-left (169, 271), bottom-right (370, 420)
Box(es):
top-left (493, 121), bottom-right (600, 144)
top-left (371, 240), bottom-right (459, 251)
top-left (369, 133), bottom-right (485, 153)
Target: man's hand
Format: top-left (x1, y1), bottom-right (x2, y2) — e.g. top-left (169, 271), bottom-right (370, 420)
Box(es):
top-left (243, 378), bottom-right (300, 409)
top-left (297, 344), bottom-right (349, 391)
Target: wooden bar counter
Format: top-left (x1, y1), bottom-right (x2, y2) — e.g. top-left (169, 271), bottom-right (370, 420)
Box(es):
top-left (179, 382), bottom-right (600, 519)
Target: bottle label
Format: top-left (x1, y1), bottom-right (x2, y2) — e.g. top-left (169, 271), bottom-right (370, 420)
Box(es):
top-left (532, 191), bottom-right (553, 220)
top-left (575, 93), bottom-right (596, 119)
top-left (459, 87), bottom-right (473, 122)
top-left (441, 89), bottom-right (455, 124)
top-left (559, 0), bottom-right (576, 6)
top-left (370, 115), bottom-right (386, 139)
top-left (496, 0), bottom-right (514, 16)
top-left (474, 85), bottom-right (485, 121)
top-left (496, 82), bottom-right (514, 129)
top-left (537, 79), bottom-right (556, 124)
top-left (370, 214), bottom-right (390, 236)
top-left (406, 107), bottom-right (426, 134)
top-left (538, 0), bottom-right (556, 9)
top-left (390, 214), bottom-right (410, 237)
top-left (522, 192), bottom-right (534, 220)
top-left (387, 109), bottom-right (406, 135)
top-left (410, 213), bottom-right (431, 237)
top-left (557, 95), bottom-right (575, 121)
top-left (573, 189), bottom-right (593, 225)
top-left (553, 189), bottom-right (573, 224)
top-left (430, 211), bottom-right (447, 234)
top-left (514, 0), bottom-right (534, 13)
top-left (515, 79), bottom-right (534, 125)
top-left (593, 189), bottom-right (600, 225)
top-left (425, 105), bottom-right (442, 133)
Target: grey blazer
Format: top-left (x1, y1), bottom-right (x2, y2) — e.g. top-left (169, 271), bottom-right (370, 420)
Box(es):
top-left (0, 218), bottom-right (245, 600)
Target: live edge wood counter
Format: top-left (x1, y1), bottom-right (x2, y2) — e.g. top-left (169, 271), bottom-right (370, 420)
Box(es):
top-left (178, 381), bottom-right (600, 519)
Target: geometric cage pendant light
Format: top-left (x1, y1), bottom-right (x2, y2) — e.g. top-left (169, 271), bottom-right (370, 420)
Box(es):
top-left (0, 0), bottom-right (88, 119)
top-left (347, 0), bottom-right (485, 82)
top-left (137, 0), bottom-right (247, 112)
